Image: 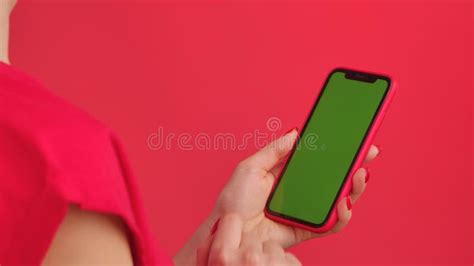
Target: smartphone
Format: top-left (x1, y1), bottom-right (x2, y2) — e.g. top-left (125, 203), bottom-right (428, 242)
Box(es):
top-left (265, 68), bottom-right (396, 233)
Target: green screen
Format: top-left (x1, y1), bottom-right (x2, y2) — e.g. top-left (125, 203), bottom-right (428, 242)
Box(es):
top-left (268, 71), bottom-right (389, 226)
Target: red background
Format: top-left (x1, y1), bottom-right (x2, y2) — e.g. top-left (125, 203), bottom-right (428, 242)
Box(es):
top-left (10, 1), bottom-right (472, 264)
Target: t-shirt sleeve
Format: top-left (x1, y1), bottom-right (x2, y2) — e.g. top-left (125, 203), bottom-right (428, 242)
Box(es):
top-left (0, 62), bottom-right (172, 265)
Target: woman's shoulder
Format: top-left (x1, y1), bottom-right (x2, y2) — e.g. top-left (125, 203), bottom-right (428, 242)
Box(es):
top-left (0, 61), bottom-right (120, 191)
top-left (0, 63), bottom-right (160, 264)
top-left (0, 61), bottom-right (111, 137)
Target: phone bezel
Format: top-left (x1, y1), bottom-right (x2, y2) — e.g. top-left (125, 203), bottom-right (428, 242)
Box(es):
top-left (265, 68), bottom-right (392, 228)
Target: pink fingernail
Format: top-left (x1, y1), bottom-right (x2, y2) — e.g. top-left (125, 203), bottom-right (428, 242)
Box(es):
top-left (346, 197), bottom-right (352, 211)
top-left (285, 127), bottom-right (299, 135)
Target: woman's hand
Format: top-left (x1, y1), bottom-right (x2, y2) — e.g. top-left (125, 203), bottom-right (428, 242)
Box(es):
top-left (213, 128), bottom-right (378, 248)
top-left (174, 129), bottom-right (379, 265)
top-left (196, 214), bottom-right (301, 266)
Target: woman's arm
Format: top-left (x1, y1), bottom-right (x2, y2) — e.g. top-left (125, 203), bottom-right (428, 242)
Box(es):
top-left (42, 205), bottom-right (134, 265)
top-left (173, 212), bottom-right (220, 265)
top-left (2, 4), bottom-right (138, 264)
top-left (0, 0), bottom-right (16, 64)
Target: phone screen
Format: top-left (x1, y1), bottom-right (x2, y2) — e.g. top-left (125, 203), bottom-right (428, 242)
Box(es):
top-left (267, 69), bottom-right (390, 226)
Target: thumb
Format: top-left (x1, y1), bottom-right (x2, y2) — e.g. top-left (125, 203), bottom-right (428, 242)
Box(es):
top-left (242, 128), bottom-right (298, 171)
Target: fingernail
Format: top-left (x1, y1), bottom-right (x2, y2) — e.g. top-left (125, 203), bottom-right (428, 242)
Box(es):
top-left (365, 168), bottom-right (370, 183)
top-left (285, 127), bottom-right (299, 135)
top-left (375, 144), bottom-right (382, 154)
top-left (210, 218), bottom-right (220, 236)
top-left (346, 197), bottom-right (352, 211)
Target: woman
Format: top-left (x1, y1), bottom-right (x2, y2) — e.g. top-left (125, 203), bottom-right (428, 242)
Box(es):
top-left (0, 1), bottom-right (378, 265)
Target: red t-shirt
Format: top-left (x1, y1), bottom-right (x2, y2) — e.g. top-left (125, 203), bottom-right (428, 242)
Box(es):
top-left (0, 62), bottom-right (172, 265)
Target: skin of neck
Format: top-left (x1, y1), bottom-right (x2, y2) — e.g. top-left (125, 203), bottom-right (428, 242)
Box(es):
top-left (0, 11), bottom-right (10, 64)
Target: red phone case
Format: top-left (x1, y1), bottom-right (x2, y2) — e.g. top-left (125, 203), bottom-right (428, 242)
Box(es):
top-left (264, 67), bottom-right (397, 233)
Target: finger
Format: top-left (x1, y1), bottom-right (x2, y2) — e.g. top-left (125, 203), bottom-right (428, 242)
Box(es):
top-left (269, 160), bottom-right (285, 179)
top-left (351, 168), bottom-right (368, 203)
top-left (196, 235), bottom-right (213, 266)
top-left (208, 214), bottom-right (243, 265)
top-left (262, 240), bottom-right (285, 258)
top-left (364, 145), bottom-right (380, 163)
top-left (330, 197), bottom-right (352, 233)
top-left (267, 155), bottom-right (293, 191)
top-left (285, 252), bottom-right (302, 266)
top-left (241, 129), bottom-right (298, 171)
top-left (292, 226), bottom-right (318, 244)
top-left (263, 241), bottom-right (288, 265)
top-left (239, 229), bottom-right (263, 254)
